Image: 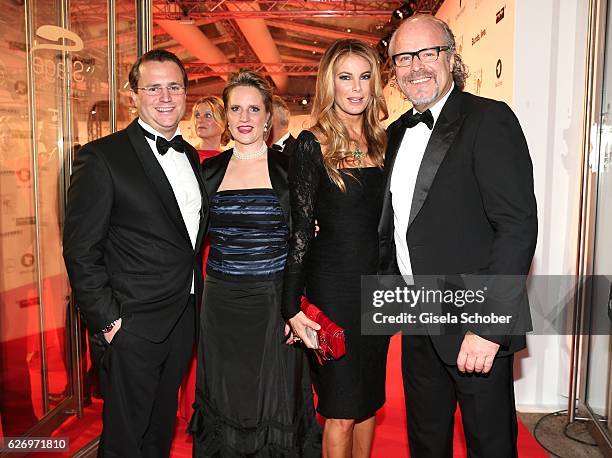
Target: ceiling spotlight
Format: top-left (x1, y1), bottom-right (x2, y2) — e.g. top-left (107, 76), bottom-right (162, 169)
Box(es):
top-left (346, 28), bottom-right (351, 33)
top-left (392, 2), bottom-right (415, 21)
top-left (301, 98), bottom-right (308, 105)
top-left (178, 14), bottom-right (194, 25)
top-left (312, 50), bottom-right (317, 54)
top-left (377, 34), bottom-right (392, 60)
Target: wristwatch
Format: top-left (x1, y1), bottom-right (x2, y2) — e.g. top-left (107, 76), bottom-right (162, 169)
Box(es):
top-left (101, 320), bottom-right (118, 333)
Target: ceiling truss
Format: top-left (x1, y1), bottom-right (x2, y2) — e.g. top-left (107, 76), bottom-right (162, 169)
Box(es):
top-left (184, 62), bottom-right (319, 78)
top-left (153, 1), bottom-right (405, 20)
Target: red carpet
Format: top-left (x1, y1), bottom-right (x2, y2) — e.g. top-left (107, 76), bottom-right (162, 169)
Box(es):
top-left (10, 334), bottom-right (546, 456)
top-left (170, 334), bottom-right (548, 457)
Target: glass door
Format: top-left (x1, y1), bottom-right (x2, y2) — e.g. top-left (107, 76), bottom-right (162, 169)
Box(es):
top-left (0, 0), bottom-right (74, 437)
top-left (0, 0), bottom-right (137, 444)
top-left (582, 0), bottom-right (612, 450)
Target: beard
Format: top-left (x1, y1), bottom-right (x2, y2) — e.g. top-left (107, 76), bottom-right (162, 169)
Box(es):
top-left (398, 71), bottom-right (440, 108)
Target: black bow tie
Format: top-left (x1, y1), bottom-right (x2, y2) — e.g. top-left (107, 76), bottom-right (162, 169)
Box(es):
top-left (271, 143), bottom-right (283, 152)
top-left (403, 109), bottom-right (434, 130)
top-left (140, 127), bottom-right (184, 155)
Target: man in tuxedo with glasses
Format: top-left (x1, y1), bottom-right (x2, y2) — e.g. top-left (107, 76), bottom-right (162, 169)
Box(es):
top-left (64, 49), bottom-right (206, 457)
top-left (378, 14), bottom-right (537, 457)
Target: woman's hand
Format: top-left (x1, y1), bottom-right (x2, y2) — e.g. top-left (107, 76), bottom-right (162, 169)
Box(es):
top-left (283, 323), bottom-right (298, 345)
top-left (288, 311), bottom-right (321, 349)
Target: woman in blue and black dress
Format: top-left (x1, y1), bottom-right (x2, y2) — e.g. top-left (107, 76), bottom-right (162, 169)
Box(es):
top-left (188, 70), bottom-right (321, 457)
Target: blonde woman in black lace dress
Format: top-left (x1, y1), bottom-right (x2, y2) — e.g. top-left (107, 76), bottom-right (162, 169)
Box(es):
top-left (282, 39), bottom-right (390, 457)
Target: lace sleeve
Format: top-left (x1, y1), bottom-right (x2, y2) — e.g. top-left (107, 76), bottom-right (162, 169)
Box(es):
top-left (281, 130), bottom-right (323, 320)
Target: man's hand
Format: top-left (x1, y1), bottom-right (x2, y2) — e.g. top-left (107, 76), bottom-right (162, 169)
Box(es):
top-left (103, 318), bottom-right (122, 344)
top-left (456, 331), bottom-right (499, 374)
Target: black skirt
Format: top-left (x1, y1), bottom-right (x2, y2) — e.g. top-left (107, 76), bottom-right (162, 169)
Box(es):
top-left (189, 274), bottom-right (321, 457)
top-left (306, 271), bottom-right (390, 419)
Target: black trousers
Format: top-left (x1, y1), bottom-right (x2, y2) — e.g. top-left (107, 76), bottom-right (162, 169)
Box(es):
top-left (94, 297), bottom-right (196, 458)
top-left (401, 334), bottom-right (518, 458)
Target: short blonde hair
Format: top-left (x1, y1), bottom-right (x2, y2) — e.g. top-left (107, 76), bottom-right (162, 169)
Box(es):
top-left (222, 70), bottom-right (273, 141)
top-left (191, 96), bottom-right (229, 146)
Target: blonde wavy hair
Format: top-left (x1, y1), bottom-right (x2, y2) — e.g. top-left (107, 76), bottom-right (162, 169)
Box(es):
top-left (191, 95), bottom-right (230, 146)
top-left (311, 39), bottom-right (388, 191)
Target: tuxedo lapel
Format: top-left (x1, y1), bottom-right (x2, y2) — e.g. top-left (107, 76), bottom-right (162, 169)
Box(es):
top-left (267, 148), bottom-right (290, 224)
top-left (184, 145), bottom-right (207, 252)
top-left (126, 120), bottom-right (192, 245)
top-left (407, 89), bottom-right (465, 228)
top-left (377, 115), bottom-right (409, 235)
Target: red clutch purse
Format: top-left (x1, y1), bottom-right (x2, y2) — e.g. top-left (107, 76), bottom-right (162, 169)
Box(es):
top-left (300, 295), bottom-right (346, 364)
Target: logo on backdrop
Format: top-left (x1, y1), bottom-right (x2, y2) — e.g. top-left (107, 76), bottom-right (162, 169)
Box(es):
top-left (1, 193), bottom-right (15, 214)
top-left (495, 59), bottom-right (504, 88)
top-left (473, 68), bottom-right (483, 95)
top-left (496, 7), bottom-right (505, 24)
top-left (30, 25), bottom-right (90, 86)
top-left (16, 216), bottom-right (36, 226)
top-left (14, 81), bottom-right (27, 96)
top-left (16, 168), bottom-right (30, 183)
top-left (455, 0), bottom-right (466, 20)
top-left (471, 29), bottom-right (487, 46)
top-left (21, 253), bottom-right (34, 268)
top-left (31, 25), bottom-right (84, 53)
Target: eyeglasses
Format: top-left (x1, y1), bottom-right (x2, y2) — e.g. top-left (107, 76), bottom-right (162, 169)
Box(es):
top-left (391, 46), bottom-right (450, 67)
top-left (135, 85), bottom-right (186, 96)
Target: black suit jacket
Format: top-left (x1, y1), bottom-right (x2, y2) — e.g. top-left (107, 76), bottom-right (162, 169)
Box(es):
top-left (202, 147), bottom-right (291, 226)
top-left (63, 119), bottom-right (208, 343)
top-left (281, 134), bottom-right (297, 156)
top-left (379, 88), bottom-right (537, 364)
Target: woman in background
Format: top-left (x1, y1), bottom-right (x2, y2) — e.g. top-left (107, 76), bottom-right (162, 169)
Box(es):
top-left (179, 95), bottom-right (228, 421)
top-left (188, 70), bottom-right (320, 457)
top-left (282, 39), bottom-right (390, 457)
top-left (192, 95), bottom-right (228, 161)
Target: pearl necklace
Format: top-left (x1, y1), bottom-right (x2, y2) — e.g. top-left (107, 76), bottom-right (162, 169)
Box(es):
top-left (233, 142), bottom-right (267, 160)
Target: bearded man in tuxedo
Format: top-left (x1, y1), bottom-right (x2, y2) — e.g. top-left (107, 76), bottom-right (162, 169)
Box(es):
top-left (379, 14), bottom-right (537, 457)
top-left (63, 49), bottom-right (206, 457)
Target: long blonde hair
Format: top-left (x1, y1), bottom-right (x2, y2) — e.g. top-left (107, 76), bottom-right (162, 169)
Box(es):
top-left (311, 39), bottom-right (388, 191)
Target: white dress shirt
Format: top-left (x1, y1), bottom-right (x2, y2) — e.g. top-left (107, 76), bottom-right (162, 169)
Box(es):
top-left (273, 132), bottom-right (290, 150)
top-left (390, 84), bottom-right (454, 278)
top-left (138, 119), bottom-right (201, 293)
